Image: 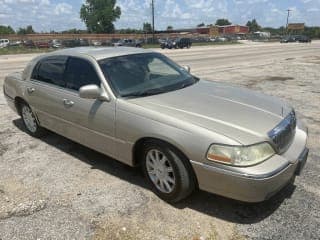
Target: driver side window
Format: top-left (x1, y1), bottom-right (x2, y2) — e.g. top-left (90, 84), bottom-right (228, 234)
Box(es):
top-left (64, 57), bottom-right (101, 91)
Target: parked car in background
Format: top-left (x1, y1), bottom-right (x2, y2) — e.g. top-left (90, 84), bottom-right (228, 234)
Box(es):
top-left (35, 41), bottom-right (50, 48)
top-left (101, 39), bottom-right (112, 46)
top-left (295, 35), bottom-right (311, 43)
top-left (79, 39), bottom-right (89, 47)
top-left (92, 40), bottom-right (102, 46)
top-left (62, 39), bottom-right (79, 48)
top-left (3, 47), bottom-right (308, 203)
top-left (160, 39), bottom-right (175, 49)
top-left (0, 39), bottom-right (10, 48)
top-left (49, 39), bottom-right (62, 48)
top-left (113, 39), bottom-right (142, 48)
top-left (174, 38), bottom-right (192, 48)
top-left (280, 36), bottom-right (296, 43)
top-left (9, 40), bottom-right (22, 47)
top-left (23, 40), bottom-right (35, 48)
top-left (211, 36), bottom-right (228, 42)
top-left (160, 38), bottom-right (192, 49)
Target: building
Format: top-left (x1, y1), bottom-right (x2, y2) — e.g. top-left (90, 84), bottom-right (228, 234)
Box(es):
top-left (218, 25), bottom-right (249, 35)
top-left (194, 25), bottom-right (249, 36)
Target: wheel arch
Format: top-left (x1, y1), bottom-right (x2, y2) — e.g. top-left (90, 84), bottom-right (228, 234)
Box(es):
top-left (14, 97), bottom-right (41, 125)
top-left (14, 96), bottom-right (28, 116)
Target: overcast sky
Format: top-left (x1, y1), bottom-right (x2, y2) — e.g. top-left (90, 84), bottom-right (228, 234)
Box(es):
top-left (0, 0), bottom-right (319, 32)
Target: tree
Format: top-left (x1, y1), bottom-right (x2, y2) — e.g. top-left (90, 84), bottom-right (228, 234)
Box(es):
top-left (197, 23), bottom-right (205, 27)
top-left (167, 25), bottom-right (173, 31)
top-left (215, 19), bottom-right (231, 26)
top-left (17, 25), bottom-right (35, 34)
top-left (246, 19), bottom-right (261, 32)
top-left (80, 0), bottom-right (121, 33)
top-left (143, 22), bottom-right (152, 33)
top-left (0, 25), bottom-right (15, 34)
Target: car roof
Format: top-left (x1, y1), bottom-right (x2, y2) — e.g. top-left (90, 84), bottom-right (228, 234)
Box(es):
top-left (47, 47), bottom-right (153, 60)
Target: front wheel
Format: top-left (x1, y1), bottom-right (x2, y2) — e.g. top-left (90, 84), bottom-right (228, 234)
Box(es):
top-left (142, 141), bottom-right (195, 202)
top-left (20, 103), bottom-right (46, 137)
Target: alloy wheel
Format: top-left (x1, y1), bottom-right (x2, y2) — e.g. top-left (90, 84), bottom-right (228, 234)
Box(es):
top-left (21, 105), bottom-right (37, 133)
top-left (145, 149), bottom-right (176, 193)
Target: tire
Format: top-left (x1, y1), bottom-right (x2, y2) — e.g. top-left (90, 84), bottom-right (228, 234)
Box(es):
top-left (20, 102), bottom-right (46, 137)
top-left (141, 141), bottom-right (195, 202)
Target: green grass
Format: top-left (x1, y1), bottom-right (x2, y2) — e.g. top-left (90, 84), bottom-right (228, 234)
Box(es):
top-left (0, 46), bottom-right (53, 55)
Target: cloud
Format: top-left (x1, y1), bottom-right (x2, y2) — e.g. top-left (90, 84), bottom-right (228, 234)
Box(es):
top-left (0, 0), bottom-right (319, 31)
top-left (307, 8), bottom-right (319, 12)
top-left (0, 0), bottom-right (84, 31)
top-left (54, 3), bottom-right (73, 15)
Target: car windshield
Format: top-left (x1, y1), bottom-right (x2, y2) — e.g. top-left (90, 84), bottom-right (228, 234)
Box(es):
top-left (98, 53), bottom-right (198, 97)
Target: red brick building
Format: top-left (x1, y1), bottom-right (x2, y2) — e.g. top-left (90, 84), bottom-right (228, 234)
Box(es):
top-left (195, 25), bottom-right (249, 36)
top-left (218, 25), bottom-right (249, 35)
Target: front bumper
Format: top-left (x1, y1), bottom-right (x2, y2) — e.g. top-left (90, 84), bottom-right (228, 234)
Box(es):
top-left (191, 127), bottom-right (308, 202)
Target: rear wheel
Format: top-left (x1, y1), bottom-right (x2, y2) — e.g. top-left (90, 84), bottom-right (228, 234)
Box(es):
top-left (20, 103), bottom-right (46, 137)
top-left (142, 141), bottom-right (195, 202)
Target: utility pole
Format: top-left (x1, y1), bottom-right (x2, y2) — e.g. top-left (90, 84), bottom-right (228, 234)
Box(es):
top-left (151, 0), bottom-right (155, 43)
top-left (286, 9), bottom-right (292, 34)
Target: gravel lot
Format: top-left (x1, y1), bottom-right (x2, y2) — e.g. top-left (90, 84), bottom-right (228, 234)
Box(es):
top-left (0, 41), bottom-right (319, 240)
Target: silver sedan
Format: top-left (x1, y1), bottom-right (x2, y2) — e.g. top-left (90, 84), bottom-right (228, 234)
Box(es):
top-left (4, 47), bottom-right (308, 202)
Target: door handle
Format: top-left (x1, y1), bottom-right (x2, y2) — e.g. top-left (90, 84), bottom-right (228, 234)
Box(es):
top-left (27, 87), bottom-right (35, 94)
top-left (63, 99), bottom-right (74, 107)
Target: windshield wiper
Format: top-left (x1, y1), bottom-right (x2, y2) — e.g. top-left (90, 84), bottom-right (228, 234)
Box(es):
top-left (122, 88), bottom-right (167, 98)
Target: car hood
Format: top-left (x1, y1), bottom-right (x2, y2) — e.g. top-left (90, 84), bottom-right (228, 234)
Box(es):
top-left (128, 80), bottom-right (292, 144)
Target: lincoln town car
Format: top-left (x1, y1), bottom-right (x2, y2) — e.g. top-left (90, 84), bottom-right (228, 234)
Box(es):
top-left (3, 47), bottom-right (308, 202)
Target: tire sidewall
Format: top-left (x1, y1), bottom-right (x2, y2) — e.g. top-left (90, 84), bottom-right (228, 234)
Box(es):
top-left (141, 142), bottom-right (189, 202)
top-left (20, 103), bottom-right (44, 137)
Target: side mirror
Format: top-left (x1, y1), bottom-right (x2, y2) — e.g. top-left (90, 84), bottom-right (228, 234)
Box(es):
top-left (183, 65), bottom-right (191, 73)
top-left (79, 84), bottom-right (109, 101)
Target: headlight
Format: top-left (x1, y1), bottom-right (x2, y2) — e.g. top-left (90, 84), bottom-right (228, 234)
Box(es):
top-left (206, 142), bottom-right (275, 166)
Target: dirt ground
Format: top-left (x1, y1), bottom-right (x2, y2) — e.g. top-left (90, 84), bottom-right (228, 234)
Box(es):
top-left (0, 41), bottom-right (319, 240)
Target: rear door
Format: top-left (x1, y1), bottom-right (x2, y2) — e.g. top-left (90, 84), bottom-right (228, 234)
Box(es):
top-left (26, 55), bottom-right (68, 126)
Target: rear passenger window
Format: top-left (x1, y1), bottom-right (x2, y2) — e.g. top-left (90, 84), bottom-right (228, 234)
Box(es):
top-left (32, 56), bottom-right (67, 87)
top-left (64, 57), bottom-right (101, 91)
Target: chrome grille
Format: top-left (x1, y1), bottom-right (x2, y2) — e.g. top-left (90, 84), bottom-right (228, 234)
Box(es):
top-left (268, 111), bottom-right (296, 153)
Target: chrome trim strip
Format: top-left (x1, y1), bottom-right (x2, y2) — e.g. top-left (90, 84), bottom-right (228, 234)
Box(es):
top-left (268, 110), bottom-right (296, 153)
